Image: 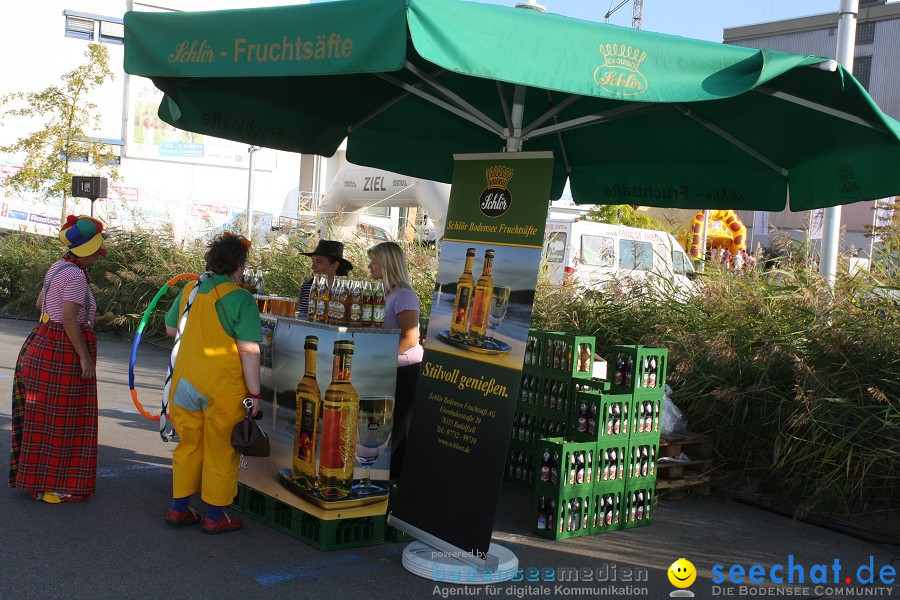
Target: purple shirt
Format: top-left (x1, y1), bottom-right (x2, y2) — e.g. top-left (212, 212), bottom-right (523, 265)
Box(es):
top-left (386, 286), bottom-right (423, 366)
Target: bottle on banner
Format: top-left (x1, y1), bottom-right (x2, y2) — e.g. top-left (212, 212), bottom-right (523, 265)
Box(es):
top-left (318, 340), bottom-right (360, 499)
top-left (450, 248), bottom-right (477, 342)
top-left (293, 335), bottom-right (321, 489)
top-left (467, 249), bottom-right (495, 347)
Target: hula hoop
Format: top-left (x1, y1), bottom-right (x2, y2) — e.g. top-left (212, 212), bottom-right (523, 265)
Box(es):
top-left (129, 273), bottom-right (198, 421)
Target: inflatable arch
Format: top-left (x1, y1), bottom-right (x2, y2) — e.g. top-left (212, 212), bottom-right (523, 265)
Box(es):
top-left (686, 210), bottom-right (747, 259)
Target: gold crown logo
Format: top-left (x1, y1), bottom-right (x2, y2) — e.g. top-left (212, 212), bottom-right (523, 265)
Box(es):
top-left (598, 43), bottom-right (647, 71)
top-left (485, 165), bottom-right (514, 190)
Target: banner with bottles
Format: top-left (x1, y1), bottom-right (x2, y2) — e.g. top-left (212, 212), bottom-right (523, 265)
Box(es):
top-left (391, 151), bottom-right (553, 562)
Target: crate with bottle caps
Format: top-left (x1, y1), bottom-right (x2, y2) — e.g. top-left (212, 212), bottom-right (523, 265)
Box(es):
top-left (622, 481), bottom-right (656, 529)
top-left (624, 439), bottom-right (659, 483)
top-left (532, 437), bottom-right (597, 496)
top-left (608, 345), bottom-right (668, 395)
top-left (538, 374), bottom-right (573, 425)
top-left (523, 329), bottom-right (545, 375)
top-left (589, 479), bottom-right (627, 533)
top-left (505, 439), bottom-right (537, 488)
top-left (570, 387), bottom-right (631, 444)
top-left (542, 332), bottom-right (597, 379)
top-left (532, 487), bottom-right (594, 540)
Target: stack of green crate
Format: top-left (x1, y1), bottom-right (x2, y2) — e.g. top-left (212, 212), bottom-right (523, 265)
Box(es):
top-left (609, 345), bottom-right (668, 529)
top-left (504, 328), bottom-right (544, 488)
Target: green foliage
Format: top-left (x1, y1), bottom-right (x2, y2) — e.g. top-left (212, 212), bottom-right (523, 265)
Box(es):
top-left (0, 43), bottom-right (118, 219)
top-left (584, 204), bottom-right (663, 229)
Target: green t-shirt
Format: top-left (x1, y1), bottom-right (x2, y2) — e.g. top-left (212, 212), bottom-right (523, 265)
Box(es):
top-left (165, 273), bottom-right (263, 342)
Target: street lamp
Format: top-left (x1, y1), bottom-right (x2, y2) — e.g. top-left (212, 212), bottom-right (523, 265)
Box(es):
top-left (247, 145), bottom-right (261, 237)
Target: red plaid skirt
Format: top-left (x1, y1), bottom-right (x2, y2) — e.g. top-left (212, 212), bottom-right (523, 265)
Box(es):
top-left (8, 322), bottom-right (98, 496)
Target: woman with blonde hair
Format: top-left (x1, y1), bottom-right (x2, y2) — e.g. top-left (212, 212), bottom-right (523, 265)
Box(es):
top-left (366, 241), bottom-right (422, 479)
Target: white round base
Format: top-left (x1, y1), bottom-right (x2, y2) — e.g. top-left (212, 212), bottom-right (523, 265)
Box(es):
top-left (401, 541), bottom-right (518, 585)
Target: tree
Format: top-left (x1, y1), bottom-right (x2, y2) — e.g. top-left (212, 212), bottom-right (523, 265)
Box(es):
top-left (0, 43), bottom-right (118, 221)
top-left (584, 204), bottom-right (662, 230)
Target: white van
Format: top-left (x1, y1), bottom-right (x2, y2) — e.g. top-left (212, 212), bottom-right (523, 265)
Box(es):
top-left (542, 218), bottom-right (697, 297)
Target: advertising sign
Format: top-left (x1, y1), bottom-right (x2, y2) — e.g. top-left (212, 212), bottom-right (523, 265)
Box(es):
top-left (390, 152), bottom-right (553, 566)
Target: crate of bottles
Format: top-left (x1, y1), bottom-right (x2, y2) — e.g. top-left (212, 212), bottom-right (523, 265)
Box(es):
top-left (533, 487), bottom-right (593, 540)
top-left (517, 373), bottom-right (542, 411)
top-left (629, 396), bottom-right (664, 440)
top-left (538, 375), bottom-right (573, 423)
top-left (608, 346), bottom-right (668, 394)
top-left (622, 482), bottom-right (655, 529)
top-left (533, 438), bottom-right (597, 495)
top-left (570, 391), bottom-right (631, 442)
top-left (595, 440), bottom-right (628, 485)
top-left (523, 329), bottom-right (545, 374)
top-left (511, 407), bottom-right (540, 445)
top-left (505, 440), bottom-right (537, 488)
top-left (625, 440), bottom-right (659, 482)
top-left (538, 414), bottom-right (568, 441)
top-left (233, 483), bottom-right (386, 550)
top-left (543, 333), bottom-right (597, 379)
top-left (590, 480), bottom-right (627, 533)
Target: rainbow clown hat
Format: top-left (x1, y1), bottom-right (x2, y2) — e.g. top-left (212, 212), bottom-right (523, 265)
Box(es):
top-left (59, 215), bottom-right (107, 257)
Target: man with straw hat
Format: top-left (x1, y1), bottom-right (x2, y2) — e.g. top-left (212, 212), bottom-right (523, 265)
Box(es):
top-left (9, 215), bottom-right (108, 503)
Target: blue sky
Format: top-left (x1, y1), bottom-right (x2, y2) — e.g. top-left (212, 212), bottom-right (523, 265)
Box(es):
top-left (475, 1), bottom-right (842, 42)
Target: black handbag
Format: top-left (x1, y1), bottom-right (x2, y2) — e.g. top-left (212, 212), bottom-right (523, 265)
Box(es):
top-left (231, 408), bottom-right (270, 457)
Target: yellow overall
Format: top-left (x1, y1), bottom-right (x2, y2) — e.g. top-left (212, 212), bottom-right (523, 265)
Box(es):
top-left (168, 280), bottom-right (247, 506)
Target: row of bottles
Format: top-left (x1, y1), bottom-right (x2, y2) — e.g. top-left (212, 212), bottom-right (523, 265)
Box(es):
top-left (535, 495), bottom-right (592, 534)
top-left (291, 336), bottom-right (360, 499)
top-left (526, 338), bottom-right (593, 373)
top-left (599, 447), bottom-right (625, 481)
top-left (518, 375), bottom-right (571, 412)
top-left (633, 400), bottom-right (660, 434)
top-left (613, 354), bottom-right (662, 389)
top-left (507, 450), bottom-right (533, 483)
top-left (450, 248), bottom-right (495, 347)
top-left (539, 448), bottom-right (594, 486)
top-left (512, 412), bottom-right (537, 443)
top-left (627, 489), bottom-right (652, 522)
top-left (241, 267), bottom-right (265, 295)
top-left (306, 275), bottom-right (386, 328)
top-left (627, 444), bottom-right (657, 479)
top-left (574, 398), bottom-right (629, 437)
top-left (592, 492), bottom-right (621, 528)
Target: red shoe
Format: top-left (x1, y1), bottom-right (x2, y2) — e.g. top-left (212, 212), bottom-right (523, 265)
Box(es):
top-left (30, 492), bottom-right (89, 504)
top-left (202, 513), bottom-right (243, 535)
top-left (166, 507), bottom-right (201, 527)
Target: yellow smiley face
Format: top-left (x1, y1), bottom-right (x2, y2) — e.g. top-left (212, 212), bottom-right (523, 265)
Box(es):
top-left (668, 558), bottom-right (697, 588)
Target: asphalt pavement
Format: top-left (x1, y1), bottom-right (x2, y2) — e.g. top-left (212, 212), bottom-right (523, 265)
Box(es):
top-left (1, 316), bottom-right (897, 600)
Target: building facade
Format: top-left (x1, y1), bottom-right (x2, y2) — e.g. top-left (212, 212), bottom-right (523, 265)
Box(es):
top-left (724, 0), bottom-right (899, 257)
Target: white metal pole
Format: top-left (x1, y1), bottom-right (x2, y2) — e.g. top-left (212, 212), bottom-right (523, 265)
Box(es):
top-left (868, 198), bottom-right (879, 262)
top-left (820, 0), bottom-right (859, 285)
top-left (247, 145), bottom-right (260, 237)
top-left (698, 209), bottom-right (711, 271)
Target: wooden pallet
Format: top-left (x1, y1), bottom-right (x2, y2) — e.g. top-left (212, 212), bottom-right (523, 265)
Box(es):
top-left (656, 432), bottom-right (714, 498)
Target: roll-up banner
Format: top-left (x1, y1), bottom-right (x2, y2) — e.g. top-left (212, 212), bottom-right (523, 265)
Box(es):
top-left (390, 151), bottom-right (553, 567)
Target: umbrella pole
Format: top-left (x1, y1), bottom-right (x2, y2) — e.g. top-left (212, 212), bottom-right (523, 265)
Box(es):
top-left (820, 0), bottom-right (859, 286)
top-left (505, 86), bottom-right (526, 152)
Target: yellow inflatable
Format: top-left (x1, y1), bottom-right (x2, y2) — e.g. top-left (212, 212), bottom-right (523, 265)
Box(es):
top-left (686, 210), bottom-right (747, 259)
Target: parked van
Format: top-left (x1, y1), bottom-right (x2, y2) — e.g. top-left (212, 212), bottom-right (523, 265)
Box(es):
top-left (542, 218), bottom-right (697, 297)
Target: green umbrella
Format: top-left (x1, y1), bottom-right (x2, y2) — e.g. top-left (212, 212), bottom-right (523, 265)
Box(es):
top-left (123, 0), bottom-right (900, 211)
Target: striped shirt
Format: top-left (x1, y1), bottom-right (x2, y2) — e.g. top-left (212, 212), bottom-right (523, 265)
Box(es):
top-left (42, 260), bottom-right (96, 326)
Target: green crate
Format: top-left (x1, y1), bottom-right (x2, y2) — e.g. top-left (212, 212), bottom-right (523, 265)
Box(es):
top-left (532, 487), bottom-right (593, 540)
top-left (622, 481), bottom-right (656, 529)
top-left (537, 414), bottom-right (568, 441)
top-left (533, 438), bottom-right (596, 494)
top-left (524, 329), bottom-right (545, 374)
top-left (590, 480), bottom-right (626, 533)
top-left (539, 375), bottom-right (572, 419)
top-left (544, 332), bottom-right (597, 379)
top-left (596, 440), bottom-right (628, 485)
top-left (608, 346), bottom-right (668, 394)
top-left (629, 395), bottom-right (664, 438)
top-left (240, 485), bottom-right (386, 550)
top-left (231, 482), bottom-right (247, 512)
top-left (570, 391), bottom-right (631, 442)
top-left (511, 407), bottom-right (540, 445)
top-left (505, 440), bottom-right (537, 488)
top-left (625, 439), bottom-right (660, 481)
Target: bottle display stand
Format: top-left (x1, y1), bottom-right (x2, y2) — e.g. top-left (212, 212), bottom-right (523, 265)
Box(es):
top-left (243, 316), bottom-right (400, 549)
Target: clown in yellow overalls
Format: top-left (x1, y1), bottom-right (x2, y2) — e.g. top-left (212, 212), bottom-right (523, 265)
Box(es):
top-left (168, 278), bottom-right (249, 507)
